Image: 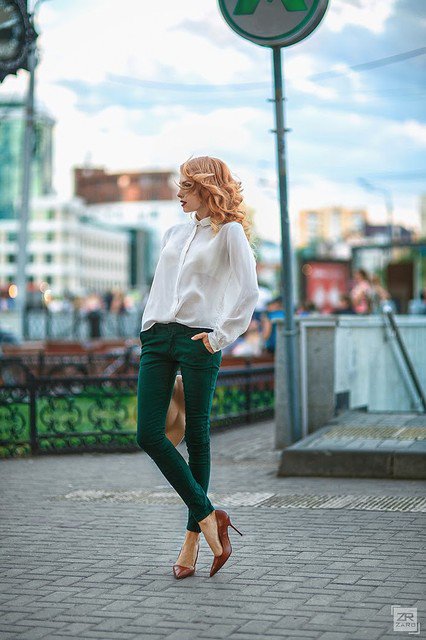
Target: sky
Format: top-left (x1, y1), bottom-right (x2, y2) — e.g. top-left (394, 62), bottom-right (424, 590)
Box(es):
top-left (2, 0), bottom-right (426, 241)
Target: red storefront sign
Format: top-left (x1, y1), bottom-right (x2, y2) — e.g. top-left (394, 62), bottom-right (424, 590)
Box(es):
top-left (302, 261), bottom-right (350, 313)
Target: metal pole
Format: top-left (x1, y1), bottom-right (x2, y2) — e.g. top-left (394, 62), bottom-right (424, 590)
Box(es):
top-left (271, 46), bottom-right (301, 442)
top-left (385, 191), bottom-right (394, 245)
top-left (16, 39), bottom-right (36, 341)
top-left (383, 307), bottom-right (426, 413)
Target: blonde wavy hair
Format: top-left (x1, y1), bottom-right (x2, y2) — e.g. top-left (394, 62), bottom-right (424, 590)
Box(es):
top-left (179, 156), bottom-right (256, 248)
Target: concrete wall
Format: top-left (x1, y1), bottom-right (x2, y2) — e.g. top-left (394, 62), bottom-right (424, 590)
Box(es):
top-left (275, 315), bottom-right (426, 445)
top-left (335, 315), bottom-right (426, 413)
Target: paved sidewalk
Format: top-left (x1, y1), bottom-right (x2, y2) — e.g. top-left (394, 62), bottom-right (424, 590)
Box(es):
top-left (1, 417), bottom-right (425, 640)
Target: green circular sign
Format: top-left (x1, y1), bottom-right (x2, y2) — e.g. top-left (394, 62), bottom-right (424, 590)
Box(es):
top-left (218, 0), bottom-right (329, 47)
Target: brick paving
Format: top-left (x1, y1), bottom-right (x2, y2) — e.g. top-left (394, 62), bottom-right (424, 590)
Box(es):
top-left (1, 416), bottom-right (425, 639)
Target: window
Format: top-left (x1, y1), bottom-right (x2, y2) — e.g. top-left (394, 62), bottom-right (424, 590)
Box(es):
top-left (352, 211), bottom-right (364, 232)
top-left (330, 210), bottom-right (341, 240)
top-left (306, 212), bottom-right (319, 241)
top-left (7, 255), bottom-right (16, 263)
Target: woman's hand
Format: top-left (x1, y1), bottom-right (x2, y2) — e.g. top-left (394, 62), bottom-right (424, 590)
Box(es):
top-left (191, 332), bottom-right (215, 354)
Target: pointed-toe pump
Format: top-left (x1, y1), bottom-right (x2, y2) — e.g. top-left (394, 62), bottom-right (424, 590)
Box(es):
top-left (209, 509), bottom-right (243, 577)
top-left (172, 541), bottom-right (200, 580)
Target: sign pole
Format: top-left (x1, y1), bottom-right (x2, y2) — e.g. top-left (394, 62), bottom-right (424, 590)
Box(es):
top-left (218, 0), bottom-right (329, 445)
top-left (271, 46), bottom-right (301, 443)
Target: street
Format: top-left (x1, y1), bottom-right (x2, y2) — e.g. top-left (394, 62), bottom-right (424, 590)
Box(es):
top-left (1, 418), bottom-right (424, 639)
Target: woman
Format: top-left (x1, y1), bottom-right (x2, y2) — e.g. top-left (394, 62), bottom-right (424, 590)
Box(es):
top-left (350, 269), bottom-right (373, 315)
top-left (369, 274), bottom-right (391, 314)
top-left (137, 156), bottom-right (259, 579)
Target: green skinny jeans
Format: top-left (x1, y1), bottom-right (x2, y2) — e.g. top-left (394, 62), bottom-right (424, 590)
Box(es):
top-left (136, 321), bottom-right (222, 532)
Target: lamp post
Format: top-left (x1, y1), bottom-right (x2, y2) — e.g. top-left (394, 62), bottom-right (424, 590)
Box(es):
top-left (358, 177), bottom-right (395, 246)
top-left (0, 0), bottom-right (39, 339)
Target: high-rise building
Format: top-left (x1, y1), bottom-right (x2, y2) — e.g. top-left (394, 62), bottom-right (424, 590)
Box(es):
top-left (0, 98), bottom-right (54, 220)
top-left (0, 196), bottom-right (130, 296)
top-left (73, 166), bottom-right (186, 289)
top-left (297, 206), bottom-right (368, 248)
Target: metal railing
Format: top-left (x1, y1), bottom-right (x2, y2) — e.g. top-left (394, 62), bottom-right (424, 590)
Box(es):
top-left (382, 307), bottom-right (426, 412)
top-left (1, 309), bottom-right (144, 341)
top-left (0, 360), bottom-right (274, 458)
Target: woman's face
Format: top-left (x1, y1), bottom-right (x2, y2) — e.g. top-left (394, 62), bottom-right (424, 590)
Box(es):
top-left (177, 173), bottom-right (203, 213)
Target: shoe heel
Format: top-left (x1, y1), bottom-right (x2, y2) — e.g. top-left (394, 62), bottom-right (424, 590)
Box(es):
top-left (229, 522), bottom-right (243, 536)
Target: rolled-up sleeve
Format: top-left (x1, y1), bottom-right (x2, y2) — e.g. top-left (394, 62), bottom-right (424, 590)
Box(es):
top-left (207, 223), bottom-right (259, 352)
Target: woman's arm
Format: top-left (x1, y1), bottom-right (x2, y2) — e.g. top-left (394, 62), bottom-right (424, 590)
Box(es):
top-left (207, 223), bottom-right (259, 352)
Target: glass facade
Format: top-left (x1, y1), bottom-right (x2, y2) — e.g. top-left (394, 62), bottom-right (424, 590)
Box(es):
top-left (0, 99), bottom-right (54, 220)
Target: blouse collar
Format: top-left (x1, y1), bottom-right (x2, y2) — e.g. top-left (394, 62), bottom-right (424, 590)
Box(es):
top-left (190, 211), bottom-right (211, 227)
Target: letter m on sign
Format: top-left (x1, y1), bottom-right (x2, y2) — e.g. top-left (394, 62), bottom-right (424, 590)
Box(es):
top-left (234, 0), bottom-right (308, 15)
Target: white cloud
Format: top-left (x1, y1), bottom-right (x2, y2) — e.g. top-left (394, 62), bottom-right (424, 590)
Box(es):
top-left (287, 55), bottom-right (337, 100)
top-left (326, 0), bottom-right (397, 34)
top-left (393, 120), bottom-right (426, 147)
top-left (2, 0), bottom-right (422, 243)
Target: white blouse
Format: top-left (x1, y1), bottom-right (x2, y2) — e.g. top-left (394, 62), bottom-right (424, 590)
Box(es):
top-left (140, 211), bottom-right (260, 352)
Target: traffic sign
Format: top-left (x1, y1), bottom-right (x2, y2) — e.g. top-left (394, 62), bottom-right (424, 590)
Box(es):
top-left (218, 0), bottom-right (329, 47)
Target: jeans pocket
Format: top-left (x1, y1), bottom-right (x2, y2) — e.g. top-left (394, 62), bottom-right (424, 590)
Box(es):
top-left (192, 335), bottom-right (214, 354)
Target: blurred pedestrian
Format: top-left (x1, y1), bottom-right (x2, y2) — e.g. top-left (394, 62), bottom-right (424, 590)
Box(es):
top-left (333, 293), bottom-right (354, 315)
top-left (137, 156), bottom-right (259, 579)
top-left (261, 296), bottom-right (284, 354)
top-left (111, 290), bottom-right (128, 336)
top-left (350, 269), bottom-right (373, 315)
top-left (370, 275), bottom-right (391, 314)
top-left (231, 318), bottom-right (263, 357)
top-left (297, 300), bottom-right (318, 316)
top-left (85, 294), bottom-right (104, 338)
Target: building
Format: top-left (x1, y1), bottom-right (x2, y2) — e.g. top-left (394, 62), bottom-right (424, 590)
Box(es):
top-left (82, 200), bottom-right (185, 286)
top-left (0, 196), bottom-right (129, 298)
top-left (73, 166), bottom-right (186, 289)
top-left (297, 206), bottom-right (367, 248)
top-left (0, 98), bottom-right (54, 220)
top-left (364, 223), bottom-right (415, 244)
top-left (74, 167), bottom-right (175, 204)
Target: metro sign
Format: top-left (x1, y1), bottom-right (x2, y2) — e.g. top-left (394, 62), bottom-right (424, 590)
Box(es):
top-left (218, 0), bottom-right (329, 47)
top-left (234, 0), bottom-right (308, 15)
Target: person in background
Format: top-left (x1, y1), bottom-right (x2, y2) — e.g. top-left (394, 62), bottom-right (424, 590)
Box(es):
top-left (84, 293), bottom-right (104, 338)
top-left (350, 269), bottom-right (373, 315)
top-left (261, 296), bottom-right (284, 354)
top-left (370, 275), bottom-right (391, 314)
top-left (231, 318), bottom-right (263, 357)
top-left (333, 293), bottom-right (354, 315)
top-left (297, 300), bottom-right (318, 316)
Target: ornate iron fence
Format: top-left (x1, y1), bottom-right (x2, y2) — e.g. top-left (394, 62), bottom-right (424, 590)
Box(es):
top-left (0, 361), bottom-right (274, 458)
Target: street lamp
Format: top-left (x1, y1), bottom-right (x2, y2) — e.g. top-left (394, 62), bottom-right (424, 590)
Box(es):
top-left (358, 177), bottom-right (394, 246)
top-left (1, 0), bottom-right (39, 339)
